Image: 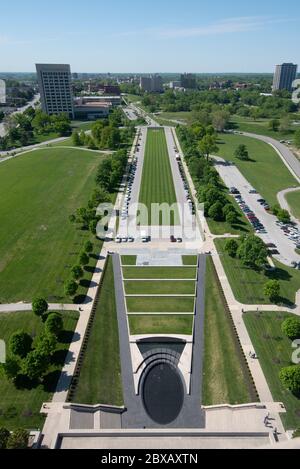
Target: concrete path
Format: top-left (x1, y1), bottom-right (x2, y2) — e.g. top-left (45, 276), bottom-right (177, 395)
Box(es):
top-left (0, 303), bottom-right (79, 313)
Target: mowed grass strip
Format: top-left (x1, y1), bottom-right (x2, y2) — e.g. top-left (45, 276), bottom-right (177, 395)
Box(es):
top-left (128, 315), bottom-right (194, 335)
top-left (121, 255), bottom-right (137, 265)
top-left (73, 257), bottom-right (123, 406)
top-left (244, 311), bottom-right (300, 430)
top-left (138, 128), bottom-right (178, 225)
top-left (122, 266), bottom-right (197, 279)
top-left (286, 190), bottom-right (300, 222)
top-left (126, 296), bottom-right (195, 313)
top-left (216, 134), bottom-right (297, 207)
top-left (202, 258), bottom-right (255, 405)
top-left (124, 280), bottom-right (196, 295)
top-left (0, 310), bottom-right (78, 430)
top-left (214, 238), bottom-right (300, 306)
top-left (0, 147), bottom-right (103, 303)
top-left (182, 255), bottom-right (198, 265)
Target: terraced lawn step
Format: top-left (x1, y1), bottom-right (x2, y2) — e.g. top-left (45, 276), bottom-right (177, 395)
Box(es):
top-left (126, 296), bottom-right (195, 313)
top-left (122, 266), bottom-right (197, 279)
top-left (124, 280), bottom-right (196, 295)
top-left (128, 314), bottom-right (194, 336)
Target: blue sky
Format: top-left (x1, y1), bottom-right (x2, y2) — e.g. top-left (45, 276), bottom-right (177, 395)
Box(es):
top-left (0, 0), bottom-right (299, 72)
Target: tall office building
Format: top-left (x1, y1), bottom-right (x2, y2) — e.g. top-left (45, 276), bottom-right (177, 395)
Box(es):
top-left (180, 73), bottom-right (197, 89)
top-left (272, 63), bottom-right (298, 92)
top-left (36, 64), bottom-right (74, 117)
top-left (139, 75), bottom-right (163, 92)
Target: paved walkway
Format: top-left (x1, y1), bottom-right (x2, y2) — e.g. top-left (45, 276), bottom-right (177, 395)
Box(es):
top-left (0, 303), bottom-right (78, 313)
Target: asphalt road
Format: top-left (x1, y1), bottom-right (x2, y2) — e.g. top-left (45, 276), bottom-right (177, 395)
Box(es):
top-left (214, 156), bottom-right (300, 266)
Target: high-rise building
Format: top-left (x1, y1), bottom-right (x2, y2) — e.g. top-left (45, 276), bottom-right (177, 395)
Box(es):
top-left (36, 64), bottom-right (74, 117)
top-left (139, 75), bottom-right (163, 92)
top-left (180, 73), bottom-right (197, 89)
top-left (272, 63), bottom-right (298, 92)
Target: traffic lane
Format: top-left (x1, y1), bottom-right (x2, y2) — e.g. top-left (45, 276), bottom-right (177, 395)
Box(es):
top-left (241, 131), bottom-right (300, 183)
top-left (215, 162), bottom-right (300, 266)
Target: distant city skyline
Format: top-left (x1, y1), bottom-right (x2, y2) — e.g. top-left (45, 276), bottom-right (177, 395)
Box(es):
top-left (1, 0), bottom-right (299, 73)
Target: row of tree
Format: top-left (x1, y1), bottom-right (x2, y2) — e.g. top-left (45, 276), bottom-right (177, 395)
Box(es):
top-left (279, 317), bottom-right (300, 397)
top-left (0, 427), bottom-right (29, 449)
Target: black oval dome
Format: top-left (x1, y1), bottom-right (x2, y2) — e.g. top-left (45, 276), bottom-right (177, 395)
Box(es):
top-left (142, 362), bottom-right (184, 425)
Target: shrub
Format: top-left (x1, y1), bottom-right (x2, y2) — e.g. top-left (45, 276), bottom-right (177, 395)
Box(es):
top-left (281, 317), bottom-right (300, 341)
top-left (279, 366), bottom-right (300, 395)
top-left (32, 297), bottom-right (48, 318)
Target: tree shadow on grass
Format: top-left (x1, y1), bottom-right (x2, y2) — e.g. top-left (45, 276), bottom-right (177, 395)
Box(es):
top-left (266, 267), bottom-right (292, 282)
top-left (15, 374), bottom-right (38, 390)
top-left (51, 349), bottom-right (68, 366)
top-left (79, 279), bottom-right (97, 289)
top-left (59, 330), bottom-right (80, 344)
top-left (43, 370), bottom-right (62, 393)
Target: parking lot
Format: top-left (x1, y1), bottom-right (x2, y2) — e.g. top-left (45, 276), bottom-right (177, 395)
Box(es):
top-left (214, 157), bottom-right (300, 267)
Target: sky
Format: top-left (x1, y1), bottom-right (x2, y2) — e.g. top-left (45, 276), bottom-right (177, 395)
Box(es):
top-left (0, 0), bottom-right (299, 73)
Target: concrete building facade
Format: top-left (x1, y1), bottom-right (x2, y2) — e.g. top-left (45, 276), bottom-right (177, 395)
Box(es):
top-left (272, 63), bottom-right (298, 92)
top-left (140, 75), bottom-right (163, 93)
top-left (36, 64), bottom-right (74, 117)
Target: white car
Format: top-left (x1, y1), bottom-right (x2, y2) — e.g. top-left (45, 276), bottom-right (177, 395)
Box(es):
top-left (115, 237), bottom-right (122, 243)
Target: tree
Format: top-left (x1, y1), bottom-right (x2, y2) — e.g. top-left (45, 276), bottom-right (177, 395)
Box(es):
top-left (32, 297), bottom-right (48, 318)
top-left (1, 356), bottom-right (20, 381)
top-left (225, 238), bottom-right (239, 257)
top-left (279, 115), bottom-right (291, 134)
top-left (22, 349), bottom-right (49, 381)
top-left (226, 211), bottom-right (238, 225)
top-left (237, 235), bottom-right (268, 270)
top-left (264, 280), bottom-right (280, 303)
top-left (79, 251), bottom-right (89, 266)
top-left (36, 332), bottom-right (57, 356)
top-left (268, 119), bottom-right (280, 132)
top-left (211, 110), bottom-right (230, 132)
top-left (235, 144), bottom-right (249, 161)
top-left (277, 209), bottom-right (291, 224)
top-left (64, 280), bottom-right (78, 298)
top-left (198, 134), bottom-right (218, 160)
top-left (72, 131), bottom-right (82, 146)
top-left (45, 313), bottom-right (63, 337)
top-left (6, 428), bottom-right (29, 449)
top-left (71, 265), bottom-right (84, 280)
top-left (84, 240), bottom-right (93, 253)
top-left (89, 219), bottom-right (98, 235)
top-left (208, 201), bottom-right (224, 221)
top-left (223, 204), bottom-right (236, 217)
top-left (279, 366), bottom-right (300, 395)
top-left (281, 317), bottom-right (300, 340)
top-left (9, 331), bottom-right (32, 358)
top-left (0, 427), bottom-right (10, 449)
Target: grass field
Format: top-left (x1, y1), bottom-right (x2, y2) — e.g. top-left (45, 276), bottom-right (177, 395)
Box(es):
top-left (0, 147), bottom-right (103, 303)
top-left (244, 311), bottom-right (300, 430)
top-left (215, 238), bottom-right (300, 306)
top-left (182, 255), bottom-right (198, 265)
top-left (0, 310), bottom-right (78, 430)
top-left (202, 258), bottom-right (256, 405)
top-left (286, 190), bottom-right (300, 222)
top-left (122, 266), bottom-right (197, 279)
top-left (128, 315), bottom-right (194, 335)
top-left (216, 134), bottom-right (297, 206)
top-left (159, 112), bottom-right (193, 123)
top-left (232, 115), bottom-right (295, 141)
top-left (138, 128), bottom-right (178, 225)
top-left (124, 280), bottom-right (196, 295)
top-left (121, 255), bottom-right (137, 265)
top-left (126, 296), bottom-right (195, 313)
top-left (73, 257), bottom-right (123, 406)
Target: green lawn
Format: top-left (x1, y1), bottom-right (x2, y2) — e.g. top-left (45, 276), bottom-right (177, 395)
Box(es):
top-left (0, 147), bottom-right (103, 303)
top-left (73, 257), bottom-right (123, 406)
top-left (182, 255), bottom-right (198, 265)
top-left (121, 255), bottom-right (137, 265)
top-left (215, 238), bottom-right (300, 306)
top-left (159, 112), bottom-right (193, 123)
top-left (128, 315), bottom-right (194, 335)
top-left (126, 296), bottom-right (195, 313)
top-left (202, 258), bottom-right (257, 405)
top-left (232, 115), bottom-right (295, 141)
top-left (216, 134), bottom-right (297, 206)
top-left (286, 190), bottom-right (300, 222)
top-left (124, 280), bottom-right (196, 295)
top-left (138, 128), bottom-right (178, 225)
top-left (244, 311), bottom-right (300, 430)
top-left (122, 266), bottom-right (197, 279)
top-left (0, 310), bottom-right (78, 430)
